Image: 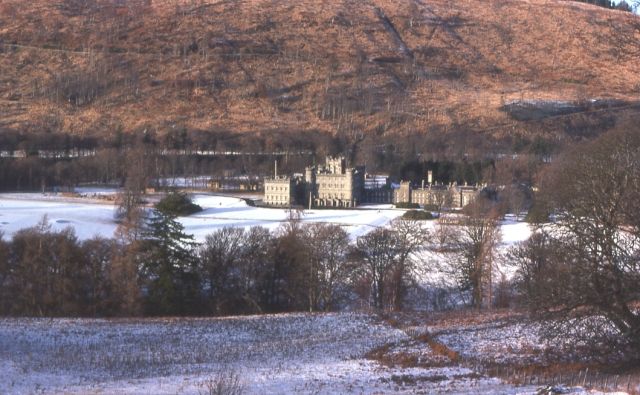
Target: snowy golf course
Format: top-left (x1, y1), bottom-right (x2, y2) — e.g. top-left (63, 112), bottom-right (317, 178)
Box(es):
top-left (0, 192), bottom-right (531, 245)
top-left (0, 193), bottom-right (407, 242)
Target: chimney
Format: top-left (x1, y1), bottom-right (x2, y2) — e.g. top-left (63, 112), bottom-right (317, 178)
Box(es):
top-left (427, 170), bottom-right (433, 184)
top-left (274, 160), bottom-right (278, 178)
top-left (421, 179), bottom-right (425, 189)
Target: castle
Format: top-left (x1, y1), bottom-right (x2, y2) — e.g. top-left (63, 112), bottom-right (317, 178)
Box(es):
top-left (263, 157), bottom-right (482, 209)
top-left (263, 156), bottom-right (365, 208)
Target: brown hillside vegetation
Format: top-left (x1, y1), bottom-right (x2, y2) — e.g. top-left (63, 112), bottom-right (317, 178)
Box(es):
top-left (0, 0), bottom-right (639, 157)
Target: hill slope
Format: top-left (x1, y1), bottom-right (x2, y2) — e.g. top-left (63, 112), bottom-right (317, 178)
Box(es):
top-left (0, 0), bottom-right (639, 156)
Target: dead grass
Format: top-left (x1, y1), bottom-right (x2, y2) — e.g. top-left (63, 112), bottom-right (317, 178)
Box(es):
top-left (198, 371), bottom-right (244, 395)
top-left (371, 312), bottom-right (460, 368)
top-left (0, 0), bottom-right (638, 143)
top-left (475, 361), bottom-right (640, 394)
top-left (385, 308), bottom-right (640, 393)
top-left (423, 334), bottom-right (461, 363)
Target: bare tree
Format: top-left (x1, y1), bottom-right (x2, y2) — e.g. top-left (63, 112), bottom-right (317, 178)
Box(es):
top-left (525, 126), bottom-right (640, 356)
top-left (440, 204), bottom-right (501, 309)
top-left (303, 223), bottom-right (351, 311)
top-left (268, 213), bottom-right (310, 312)
top-left (433, 215), bottom-right (458, 246)
top-left (9, 217), bottom-right (86, 316)
top-left (353, 228), bottom-right (399, 310)
top-left (0, 232), bottom-right (10, 314)
top-left (237, 226), bottom-right (274, 313)
top-left (388, 219), bottom-right (430, 311)
top-left (108, 241), bottom-right (143, 316)
top-left (80, 236), bottom-right (116, 316)
top-left (507, 230), bottom-right (564, 308)
top-left (114, 144), bottom-right (153, 241)
top-left (199, 227), bottom-right (247, 314)
top-left (500, 184), bottom-right (529, 220)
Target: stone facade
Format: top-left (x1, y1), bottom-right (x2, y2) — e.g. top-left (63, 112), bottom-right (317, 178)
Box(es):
top-left (263, 156), bottom-right (364, 208)
top-left (263, 176), bottom-right (296, 206)
top-left (364, 188), bottom-right (394, 204)
top-left (411, 186), bottom-right (449, 208)
top-left (394, 182), bottom-right (482, 209)
top-left (393, 181), bottom-right (412, 204)
top-left (264, 156), bottom-right (483, 209)
top-left (452, 185), bottom-right (481, 208)
top-left (307, 157), bottom-right (365, 208)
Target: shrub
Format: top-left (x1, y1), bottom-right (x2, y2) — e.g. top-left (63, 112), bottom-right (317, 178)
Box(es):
top-left (524, 199), bottom-right (551, 224)
top-left (155, 192), bottom-right (202, 216)
top-left (395, 202), bottom-right (420, 209)
top-left (199, 371), bottom-right (244, 395)
top-left (401, 210), bottom-right (434, 220)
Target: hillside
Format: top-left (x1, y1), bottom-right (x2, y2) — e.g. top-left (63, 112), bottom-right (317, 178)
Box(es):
top-left (1, 0), bottom-right (639, 158)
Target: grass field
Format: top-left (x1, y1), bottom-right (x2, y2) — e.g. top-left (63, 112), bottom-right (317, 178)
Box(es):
top-left (0, 312), bottom-right (552, 395)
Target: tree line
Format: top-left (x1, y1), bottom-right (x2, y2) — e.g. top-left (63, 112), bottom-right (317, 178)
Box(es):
top-left (0, 208), bottom-right (434, 317)
top-left (0, 184), bottom-right (512, 318)
top-left (0, 129), bottom-right (535, 194)
top-left (571, 0), bottom-right (635, 12)
top-left (0, 114), bottom-right (558, 192)
top-left (435, 120), bottom-right (640, 359)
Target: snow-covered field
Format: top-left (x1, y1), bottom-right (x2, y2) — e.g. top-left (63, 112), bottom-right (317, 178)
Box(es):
top-left (0, 196), bottom-right (117, 240)
top-left (0, 192), bottom-right (533, 245)
top-left (0, 193), bottom-right (405, 242)
top-left (185, 195), bottom-right (404, 240)
top-left (0, 313), bottom-right (558, 395)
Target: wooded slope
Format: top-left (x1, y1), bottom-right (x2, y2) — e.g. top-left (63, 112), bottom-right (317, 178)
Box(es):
top-left (1, 0), bottom-right (639, 155)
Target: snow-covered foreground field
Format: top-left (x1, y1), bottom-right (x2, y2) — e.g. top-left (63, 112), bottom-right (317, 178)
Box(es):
top-left (0, 313), bottom-right (553, 395)
top-left (0, 193), bottom-right (405, 242)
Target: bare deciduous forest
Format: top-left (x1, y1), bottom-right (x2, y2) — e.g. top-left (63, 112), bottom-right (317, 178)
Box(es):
top-left (1, 0), bottom-right (639, 167)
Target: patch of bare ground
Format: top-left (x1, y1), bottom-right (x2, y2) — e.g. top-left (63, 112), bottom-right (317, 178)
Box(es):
top-left (370, 309), bottom-right (640, 393)
top-left (367, 312), bottom-right (461, 369)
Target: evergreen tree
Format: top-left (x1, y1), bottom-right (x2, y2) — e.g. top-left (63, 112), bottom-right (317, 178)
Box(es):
top-left (571, 0), bottom-right (633, 11)
top-left (578, 0), bottom-right (614, 8)
top-left (155, 192), bottom-right (202, 216)
top-left (140, 209), bottom-right (200, 315)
